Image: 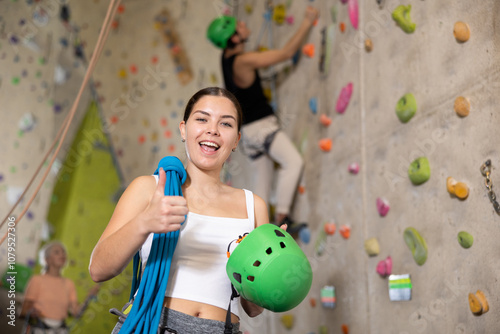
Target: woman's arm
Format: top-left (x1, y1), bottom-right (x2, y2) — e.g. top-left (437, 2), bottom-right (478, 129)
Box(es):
top-left (235, 6), bottom-right (319, 71)
top-left (240, 194), bottom-right (270, 317)
top-left (89, 169), bottom-right (187, 282)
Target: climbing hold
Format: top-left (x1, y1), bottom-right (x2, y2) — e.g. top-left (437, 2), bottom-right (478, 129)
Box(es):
top-left (118, 68), bottom-right (127, 79)
top-left (376, 256), bottom-right (392, 277)
top-left (348, 0), bottom-right (358, 29)
top-left (365, 38), bottom-right (373, 52)
top-left (321, 286), bottom-right (336, 308)
top-left (364, 237), bottom-right (380, 256)
top-left (341, 324), bottom-right (349, 334)
top-left (244, 4), bottom-right (253, 14)
top-left (454, 21), bottom-right (470, 43)
top-left (388, 274), bottom-right (412, 301)
top-left (447, 177), bottom-right (469, 199)
top-left (392, 5), bottom-right (416, 34)
top-left (18, 113), bottom-right (36, 132)
top-left (395, 93), bottom-right (417, 123)
top-left (299, 226), bottom-right (311, 244)
top-left (280, 314), bottom-right (294, 329)
top-left (320, 114), bottom-right (332, 127)
top-left (457, 231), bottom-right (473, 249)
top-left (309, 97), bottom-right (318, 114)
top-left (319, 326), bottom-right (328, 334)
top-left (376, 197), bottom-right (390, 217)
top-left (468, 290), bottom-right (489, 315)
top-left (319, 138), bottom-right (333, 152)
top-left (408, 157), bottom-right (430, 185)
top-left (404, 227), bottom-right (427, 265)
top-left (302, 43), bottom-right (315, 57)
top-left (310, 298), bottom-right (316, 307)
top-left (273, 4), bottom-right (286, 25)
top-left (336, 82), bottom-right (353, 114)
top-left (348, 162), bottom-right (359, 174)
top-left (298, 185), bottom-right (306, 194)
top-left (339, 22), bottom-right (346, 32)
top-left (339, 0), bottom-right (348, 4)
top-left (339, 225), bottom-right (351, 239)
top-left (286, 16), bottom-right (294, 25)
top-left (324, 222), bottom-right (336, 235)
top-left (454, 96), bottom-right (470, 117)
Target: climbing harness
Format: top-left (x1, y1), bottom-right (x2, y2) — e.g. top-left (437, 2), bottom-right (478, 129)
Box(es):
top-left (480, 159), bottom-right (500, 215)
top-left (118, 156), bottom-right (187, 333)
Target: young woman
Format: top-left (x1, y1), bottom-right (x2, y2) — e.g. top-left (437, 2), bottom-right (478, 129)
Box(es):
top-left (21, 241), bottom-right (99, 334)
top-left (89, 87), bottom-right (273, 333)
top-left (207, 6), bottom-right (319, 227)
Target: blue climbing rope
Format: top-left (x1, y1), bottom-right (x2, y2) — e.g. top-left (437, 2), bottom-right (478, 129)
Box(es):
top-left (119, 156), bottom-right (187, 333)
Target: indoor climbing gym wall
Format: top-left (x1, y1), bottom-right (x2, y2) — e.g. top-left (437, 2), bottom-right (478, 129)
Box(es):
top-left (0, 0), bottom-right (499, 334)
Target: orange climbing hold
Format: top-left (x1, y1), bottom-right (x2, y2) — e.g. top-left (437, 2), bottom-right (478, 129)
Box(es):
top-left (339, 225), bottom-right (351, 239)
top-left (324, 222), bottom-right (336, 235)
top-left (447, 176), bottom-right (469, 200)
top-left (319, 138), bottom-right (332, 152)
top-left (342, 324), bottom-right (349, 334)
top-left (302, 43), bottom-right (315, 57)
top-left (339, 22), bottom-right (346, 32)
top-left (298, 185), bottom-right (306, 194)
top-left (320, 114), bottom-right (332, 127)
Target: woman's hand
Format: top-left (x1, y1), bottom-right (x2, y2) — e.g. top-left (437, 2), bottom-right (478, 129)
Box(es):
top-left (304, 6), bottom-right (319, 25)
top-left (140, 168), bottom-right (188, 235)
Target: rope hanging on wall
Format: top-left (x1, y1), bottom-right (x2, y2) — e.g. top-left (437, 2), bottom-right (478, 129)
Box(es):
top-left (0, 0), bottom-right (122, 245)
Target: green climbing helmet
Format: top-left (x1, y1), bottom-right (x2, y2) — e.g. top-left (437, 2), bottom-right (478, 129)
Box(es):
top-left (207, 16), bottom-right (237, 49)
top-left (226, 224), bottom-right (313, 312)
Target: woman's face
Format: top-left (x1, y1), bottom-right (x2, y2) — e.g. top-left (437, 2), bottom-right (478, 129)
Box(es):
top-left (46, 244), bottom-right (67, 270)
top-left (180, 95), bottom-right (240, 171)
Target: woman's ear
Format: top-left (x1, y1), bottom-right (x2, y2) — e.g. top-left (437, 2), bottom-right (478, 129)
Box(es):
top-left (179, 121), bottom-right (186, 141)
top-left (234, 132), bottom-right (241, 150)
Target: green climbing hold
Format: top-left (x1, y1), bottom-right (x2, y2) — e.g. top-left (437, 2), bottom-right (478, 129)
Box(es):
top-left (395, 93), bottom-right (417, 123)
top-left (404, 227), bottom-right (427, 265)
top-left (392, 5), bottom-right (416, 34)
top-left (12, 77), bottom-right (20, 85)
top-left (408, 157), bottom-right (430, 185)
top-left (457, 231), bottom-right (473, 249)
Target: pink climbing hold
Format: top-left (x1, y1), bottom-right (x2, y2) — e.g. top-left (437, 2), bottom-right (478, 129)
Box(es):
top-left (336, 82), bottom-right (353, 114)
top-left (348, 0), bottom-right (359, 30)
top-left (348, 162), bottom-right (359, 174)
top-left (376, 197), bottom-right (390, 217)
top-left (376, 256), bottom-right (392, 277)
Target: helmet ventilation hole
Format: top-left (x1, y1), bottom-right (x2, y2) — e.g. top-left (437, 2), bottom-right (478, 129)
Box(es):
top-left (274, 229), bottom-right (285, 237)
top-left (266, 247), bottom-right (272, 255)
top-left (233, 272), bottom-right (242, 284)
top-left (253, 260), bottom-right (261, 267)
top-left (280, 242), bottom-right (286, 248)
top-left (247, 275), bottom-right (255, 282)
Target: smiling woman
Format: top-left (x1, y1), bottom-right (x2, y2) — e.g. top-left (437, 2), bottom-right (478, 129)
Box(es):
top-left (89, 87), bottom-right (272, 334)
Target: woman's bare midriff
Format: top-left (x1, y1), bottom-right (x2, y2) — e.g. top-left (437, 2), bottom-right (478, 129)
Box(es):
top-left (164, 297), bottom-right (239, 324)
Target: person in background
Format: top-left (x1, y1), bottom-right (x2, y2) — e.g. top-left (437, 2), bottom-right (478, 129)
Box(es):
top-left (20, 241), bottom-right (99, 334)
top-left (89, 87), bottom-right (273, 334)
top-left (207, 5), bottom-right (319, 227)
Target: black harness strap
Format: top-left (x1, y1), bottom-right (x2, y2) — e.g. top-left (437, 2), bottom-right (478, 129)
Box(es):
top-left (224, 284), bottom-right (240, 334)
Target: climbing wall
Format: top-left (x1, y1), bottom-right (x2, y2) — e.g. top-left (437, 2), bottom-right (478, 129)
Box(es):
top-left (1, 0), bottom-right (499, 334)
top-left (231, 0), bottom-right (500, 333)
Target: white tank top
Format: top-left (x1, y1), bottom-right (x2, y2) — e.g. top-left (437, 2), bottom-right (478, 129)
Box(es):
top-left (139, 176), bottom-right (255, 317)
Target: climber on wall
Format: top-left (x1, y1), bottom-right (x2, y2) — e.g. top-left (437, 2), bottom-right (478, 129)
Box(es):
top-left (207, 5), bottom-right (319, 228)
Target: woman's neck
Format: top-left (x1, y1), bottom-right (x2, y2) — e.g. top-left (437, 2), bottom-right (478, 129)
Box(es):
top-left (183, 165), bottom-right (225, 196)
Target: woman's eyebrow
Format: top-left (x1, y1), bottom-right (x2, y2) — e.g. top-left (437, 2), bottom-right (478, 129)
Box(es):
top-left (193, 110), bottom-right (236, 121)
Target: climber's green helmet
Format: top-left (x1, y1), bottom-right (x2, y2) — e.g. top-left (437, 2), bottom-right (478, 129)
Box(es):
top-left (226, 224), bottom-right (313, 312)
top-left (207, 16), bottom-right (237, 49)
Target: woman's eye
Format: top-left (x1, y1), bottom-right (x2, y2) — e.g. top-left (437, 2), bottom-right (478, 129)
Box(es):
top-left (196, 118), bottom-right (207, 122)
top-left (221, 122), bottom-right (233, 127)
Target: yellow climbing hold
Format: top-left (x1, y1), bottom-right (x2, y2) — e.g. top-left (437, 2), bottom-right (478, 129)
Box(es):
top-left (118, 68), bottom-right (127, 79)
top-left (364, 238), bottom-right (380, 256)
top-left (273, 4), bottom-right (286, 25)
top-left (280, 314), bottom-right (294, 329)
top-left (469, 290), bottom-right (489, 315)
top-left (447, 177), bottom-right (469, 200)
